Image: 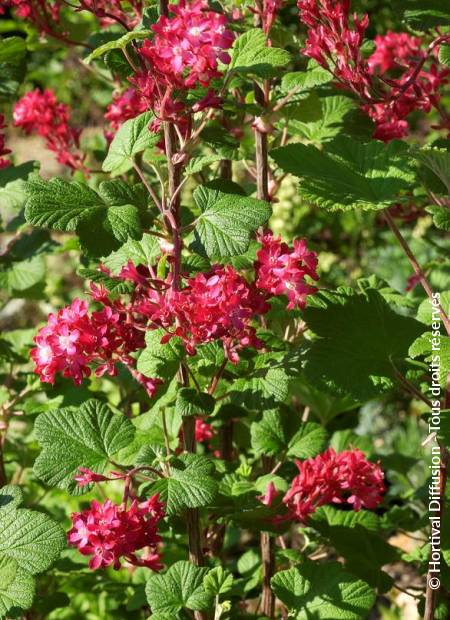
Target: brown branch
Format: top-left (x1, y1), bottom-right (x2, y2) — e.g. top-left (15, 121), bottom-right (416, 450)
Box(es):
top-left (384, 211), bottom-right (450, 336)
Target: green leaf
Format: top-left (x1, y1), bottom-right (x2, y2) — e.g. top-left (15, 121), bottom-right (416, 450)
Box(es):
top-left (175, 388), bottom-right (215, 417)
top-left (103, 112), bottom-right (159, 176)
top-left (146, 561), bottom-right (212, 616)
top-left (303, 289), bottom-right (426, 400)
top-left (150, 454), bottom-right (218, 515)
top-left (85, 30), bottom-right (151, 63)
top-left (192, 186), bottom-right (271, 258)
top-left (271, 138), bottom-right (414, 211)
top-left (403, 1), bottom-right (450, 30)
top-left (77, 268), bottom-right (133, 294)
top-left (137, 329), bottom-right (184, 381)
top-left (185, 154), bottom-right (223, 175)
top-left (25, 178), bottom-right (146, 256)
top-left (33, 399), bottom-right (135, 493)
top-left (229, 29), bottom-right (291, 78)
top-left (426, 206), bottom-right (450, 231)
top-left (271, 561), bottom-right (375, 619)
top-left (203, 567), bottom-right (234, 596)
top-left (417, 292), bottom-right (450, 325)
top-left (0, 161), bottom-right (39, 211)
top-left (0, 485), bottom-right (65, 619)
top-left (102, 232), bottom-right (160, 274)
top-left (416, 148), bottom-right (450, 193)
top-left (251, 411), bottom-right (327, 458)
top-left (230, 352), bottom-right (299, 409)
top-left (0, 36), bottom-right (27, 101)
top-left (439, 44), bottom-right (450, 68)
top-left (280, 63), bottom-right (332, 93)
top-left (0, 255), bottom-right (45, 294)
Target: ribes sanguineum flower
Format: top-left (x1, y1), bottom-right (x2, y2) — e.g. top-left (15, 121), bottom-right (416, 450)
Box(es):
top-left (77, 0), bottom-right (143, 29)
top-left (195, 418), bottom-right (214, 443)
top-left (283, 448), bottom-right (385, 521)
top-left (255, 232), bottom-right (319, 309)
top-left (13, 89), bottom-right (85, 171)
top-left (31, 298), bottom-right (145, 386)
top-left (105, 88), bottom-right (148, 131)
top-left (68, 495), bottom-right (164, 570)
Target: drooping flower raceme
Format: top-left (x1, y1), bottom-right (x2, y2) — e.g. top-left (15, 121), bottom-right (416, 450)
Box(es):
top-left (68, 495), bottom-right (164, 570)
top-left (195, 418), bottom-right (214, 443)
top-left (0, 0), bottom-right (61, 25)
top-left (105, 88), bottom-right (148, 131)
top-left (31, 298), bottom-right (145, 386)
top-left (297, 0), bottom-right (449, 141)
top-left (77, 0), bottom-right (143, 28)
top-left (132, 0), bottom-right (234, 128)
top-left (0, 114), bottom-right (11, 169)
top-left (283, 448), bottom-right (385, 521)
top-left (255, 232), bottom-right (319, 309)
top-left (13, 89), bottom-right (85, 170)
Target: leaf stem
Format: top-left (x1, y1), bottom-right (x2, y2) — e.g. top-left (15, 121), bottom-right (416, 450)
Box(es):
top-left (384, 210), bottom-right (450, 336)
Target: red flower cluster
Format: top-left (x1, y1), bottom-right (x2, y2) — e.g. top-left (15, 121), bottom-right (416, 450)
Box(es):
top-left (13, 89), bottom-right (85, 170)
top-left (298, 0), bottom-right (371, 99)
top-left (255, 232), bottom-right (319, 309)
top-left (31, 298), bottom-right (145, 386)
top-left (195, 418), bottom-right (214, 443)
top-left (144, 265), bottom-right (270, 364)
top-left (297, 0), bottom-right (449, 141)
top-left (68, 495), bottom-right (164, 570)
top-left (365, 32), bottom-right (449, 141)
top-left (251, 0), bottom-right (282, 35)
top-left (283, 448), bottom-right (385, 521)
top-left (77, 0), bottom-right (143, 28)
top-left (105, 88), bottom-right (148, 131)
top-left (0, 114), bottom-right (11, 169)
top-left (0, 0), bottom-right (61, 24)
top-left (133, 0), bottom-right (233, 126)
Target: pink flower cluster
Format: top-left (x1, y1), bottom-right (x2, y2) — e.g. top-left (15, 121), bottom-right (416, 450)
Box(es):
top-left (77, 0), bottom-right (143, 29)
top-left (132, 0), bottom-right (233, 127)
top-left (105, 88), bottom-right (148, 131)
top-left (13, 89), bottom-right (85, 171)
top-left (68, 495), bottom-right (164, 570)
top-left (31, 298), bottom-right (145, 386)
top-left (195, 418), bottom-right (214, 443)
top-left (151, 265), bottom-right (269, 364)
top-left (0, 0), bottom-right (61, 24)
top-left (365, 32), bottom-right (449, 141)
top-left (297, 0), bottom-right (449, 141)
top-left (283, 448), bottom-right (386, 521)
top-left (255, 232), bottom-right (319, 310)
top-left (0, 114), bottom-right (11, 169)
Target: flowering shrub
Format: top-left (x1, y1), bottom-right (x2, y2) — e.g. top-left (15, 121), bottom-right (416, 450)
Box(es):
top-left (0, 1), bottom-right (449, 619)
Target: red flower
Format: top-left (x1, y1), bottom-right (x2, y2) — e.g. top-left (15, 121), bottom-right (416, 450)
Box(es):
top-left (77, 0), bottom-right (143, 29)
top-left (31, 298), bottom-right (145, 385)
top-left (13, 89), bottom-right (85, 171)
top-left (74, 468), bottom-right (110, 487)
top-left (283, 448), bottom-right (385, 521)
top-left (68, 495), bottom-right (164, 570)
top-left (195, 418), bottom-right (214, 443)
top-left (105, 88), bottom-right (148, 131)
top-left (255, 232), bottom-right (319, 309)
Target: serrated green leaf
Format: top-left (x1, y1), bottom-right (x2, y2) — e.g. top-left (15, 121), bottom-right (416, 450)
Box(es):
top-left (203, 566), bottom-right (233, 596)
top-left (403, 1), bottom-right (450, 30)
top-left (280, 63), bottom-right (332, 93)
top-left (417, 292), bottom-right (450, 325)
top-left (288, 96), bottom-right (360, 144)
top-left (439, 44), bottom-right (450, 67)
top-left (0, 485), bottom-right (65, 619)
top-left (102, 232), bottom-right (161, 274)
top-left (0, 36), bottom-right (27, 101)
top-left (271, 561), bottom-right (375, 619)
top-left (77, 268), bottom-right (133, 294)
top-left (192, 186), bottom-right (271, 258)
top-left (103, 112), bottom-right (159, 175)
top-left (175, 388), bottom-right (215, 417)
top-left (137, 329), bottom-right (183, 381)
top-left (303, 289), bottom-right (426, 400)
top-left (0, 255), bottom-right (45, 294)
top-left (24, 178), bottom-right (146, 256)
top-left (85, 30), bottom-right (151, 63)
top-left (33, 399), bottom-right (135, 493)
top-left (185, 154), bottom-right (223, 175)
top-left (229, 29), bottom-right (291, 77)
top-left (271, 138), bottom-right (414, 211)
top-left (150, 454), bottom-right (218, 515)
top-left (146, 561), bottom-right (212, 616)
top-left (426, 205), bottom-right (450, 231)
top-left (0, 161), bottom-right (39, 211)
top-left (251, 411), bottom-right (327, 458)
top-left (416, 148), bottom-right (450, 193)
